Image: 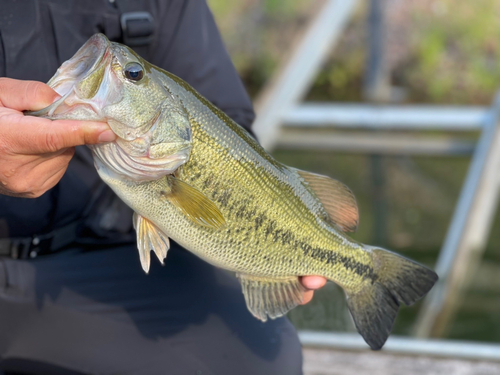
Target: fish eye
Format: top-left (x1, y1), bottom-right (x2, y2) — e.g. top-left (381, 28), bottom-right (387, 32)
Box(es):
top-left (124, 62), bottom-right (144, 82)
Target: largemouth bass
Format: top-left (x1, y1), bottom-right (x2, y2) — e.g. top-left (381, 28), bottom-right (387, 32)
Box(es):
top-left (29, 34), bottom-right (437, 350)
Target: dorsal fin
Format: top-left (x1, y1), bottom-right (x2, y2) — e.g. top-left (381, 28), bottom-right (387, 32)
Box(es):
top-left (296, 169), bottom-right (359, 232)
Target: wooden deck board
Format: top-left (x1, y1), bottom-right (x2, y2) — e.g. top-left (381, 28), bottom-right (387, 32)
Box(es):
top-left (303, 347), bottom-right (500, 375)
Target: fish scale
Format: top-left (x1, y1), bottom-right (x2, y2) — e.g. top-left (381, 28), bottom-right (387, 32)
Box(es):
top-left (28, 34), bottom-right (438, 350)
top-left (106, 102), bottom-right (368, 282)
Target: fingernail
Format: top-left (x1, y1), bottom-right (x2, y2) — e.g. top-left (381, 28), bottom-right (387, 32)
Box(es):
top-left (51, 94), bottom-right (62, 103)
top-left (98, 130), bottom-right (116, 143)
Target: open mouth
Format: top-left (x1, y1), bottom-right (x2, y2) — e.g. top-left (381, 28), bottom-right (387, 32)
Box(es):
top-left (27, 34), bottom-right (112, 120)
top-left (50, 34), bottom-right (109, 97)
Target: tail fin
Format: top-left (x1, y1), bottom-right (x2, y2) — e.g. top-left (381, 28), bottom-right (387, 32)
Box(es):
top-left (345, 247), bottom-right (438, 350)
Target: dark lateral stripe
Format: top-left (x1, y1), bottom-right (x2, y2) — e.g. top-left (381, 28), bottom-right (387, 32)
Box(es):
top-left (258, 217), bottom-right (376, 282)
top-left (300, 242), bottom-right (376, 281)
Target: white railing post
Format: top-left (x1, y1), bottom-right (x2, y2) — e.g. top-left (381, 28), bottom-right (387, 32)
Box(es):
top-left (252, 0), bottom-right (360, 150)
top-left (414, 92), bottom-right (500, 338)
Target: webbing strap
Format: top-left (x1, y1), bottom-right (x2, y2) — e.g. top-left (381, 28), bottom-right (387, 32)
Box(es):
top-left (0, 220), bottom-right (81, 259)
top-left (113, 0), bottom-right (154, 58)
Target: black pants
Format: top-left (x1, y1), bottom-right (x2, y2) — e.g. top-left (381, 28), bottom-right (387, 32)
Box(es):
top-left (0, 244), bottom-right (302, 375)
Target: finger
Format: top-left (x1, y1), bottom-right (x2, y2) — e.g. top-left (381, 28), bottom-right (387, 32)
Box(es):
top-left (301, 290), bottom-right (315, 305)
top-left (0, 78), bottom-right (60, 111)
top-left (0, 148), bottom-right (70, 181)
top-left (33, 147), bottom-right (74, 188)
top-left (19, 165), bottom-right (68, 199)
top-left (2, 148), bottom-right (74, 197)
top-left (37, 161), bottom-right (71, 196)
top-left (31, 147), bottom-right (75, 168)
top-left (300, 276), bottom-right (327, 290)
top-left (7, 115), bottom-right (115, 154)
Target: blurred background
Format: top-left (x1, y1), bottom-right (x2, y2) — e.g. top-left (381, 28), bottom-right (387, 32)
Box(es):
top-left (209, 0), bottom-right (500, 373)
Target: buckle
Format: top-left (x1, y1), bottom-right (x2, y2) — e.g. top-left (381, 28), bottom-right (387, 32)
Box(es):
top-left (120, 12), bottom-right (154, 47)
top-left (8, 238), bottom-right (32, 259)
top-left (0, 235), bottom-right (53, 259)
top-left (28, 235), bottom-right (53, 258)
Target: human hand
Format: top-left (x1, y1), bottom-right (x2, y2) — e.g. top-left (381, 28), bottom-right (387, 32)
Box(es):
top-left (300, 276), bottom-right (327, 304)
top-left (0, 78), bottom-right (116, 198)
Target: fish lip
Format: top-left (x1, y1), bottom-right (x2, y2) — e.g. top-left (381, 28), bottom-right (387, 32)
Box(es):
top-left (26, 34), bottom-right (112, 119)
top-left (50, 34), bottom-right (111, 94)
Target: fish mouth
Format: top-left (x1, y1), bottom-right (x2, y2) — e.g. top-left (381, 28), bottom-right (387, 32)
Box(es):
top-left (50, 34), bottom-right (109, 97)
top-left (27, 34), bottom-right (114, 120)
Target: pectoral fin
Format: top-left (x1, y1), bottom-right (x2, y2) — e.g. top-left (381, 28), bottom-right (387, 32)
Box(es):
top-left (295, 169), bottom-right (359, 232)
top-left (133, 213), bottom-right (170, 274)
top-left (236, 274), bottom-right (306, 321)
top-left (161, 175), bottom-right (226, 229)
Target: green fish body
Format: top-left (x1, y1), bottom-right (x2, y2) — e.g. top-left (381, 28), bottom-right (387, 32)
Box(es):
top-left (29, 34), bottom-right (438, 350)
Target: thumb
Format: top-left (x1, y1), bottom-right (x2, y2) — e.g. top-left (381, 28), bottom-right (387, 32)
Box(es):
top-left (9, 115), bottom-right (116, 154)
top-left (0, 78), bottom-right (60, 112)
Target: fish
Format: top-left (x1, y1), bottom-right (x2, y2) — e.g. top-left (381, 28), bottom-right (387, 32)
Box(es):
top-left (28, 34), bottom-right (438, 350)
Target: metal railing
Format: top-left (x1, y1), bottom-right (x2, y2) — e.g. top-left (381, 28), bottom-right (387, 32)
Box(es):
top-left (283, 103), bottom-right (488, 131)
top-left (299, 331), bottom-right (500, 361)
top-left (253, 0), bottom-right (500, 344)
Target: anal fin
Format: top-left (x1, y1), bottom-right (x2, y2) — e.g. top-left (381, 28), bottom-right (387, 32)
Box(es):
top-left (133, 213), bottom-right (170, 274)
top-left (236, 274), bottom-right (306, 322)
